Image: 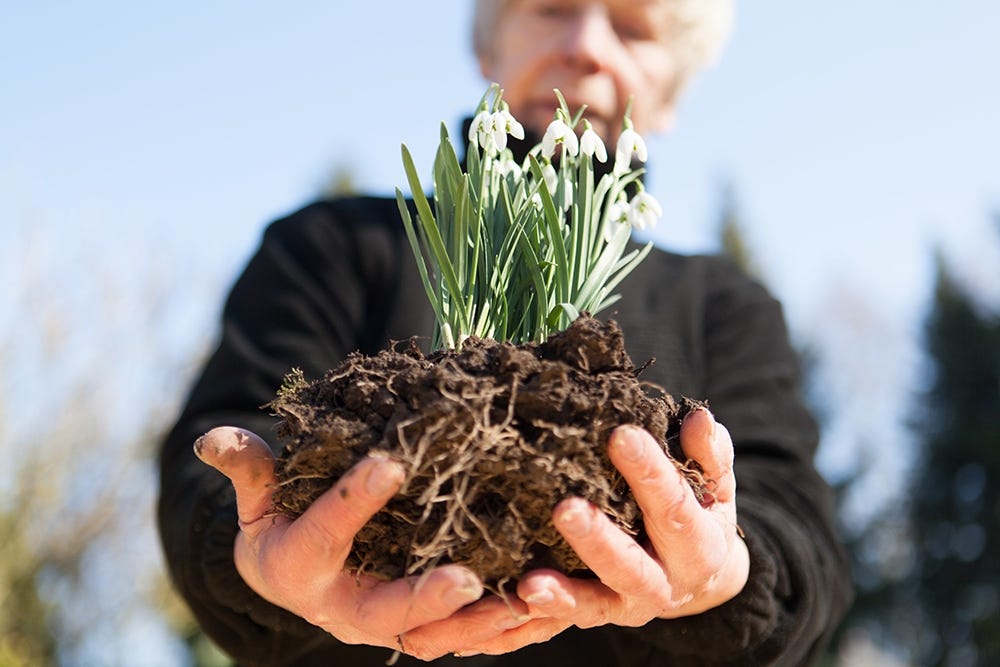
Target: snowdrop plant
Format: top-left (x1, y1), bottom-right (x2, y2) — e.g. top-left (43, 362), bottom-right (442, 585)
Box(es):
top-left (396, 84), bottom-right (662, 350)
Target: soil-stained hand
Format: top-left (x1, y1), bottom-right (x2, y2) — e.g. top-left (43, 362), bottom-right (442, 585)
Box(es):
top-left (446, 408), bottom-right (750, 657)
top-left (194, 426), bottom-right (535, 661)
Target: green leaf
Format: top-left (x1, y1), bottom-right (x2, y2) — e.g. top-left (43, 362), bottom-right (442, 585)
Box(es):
top-left (395, 188), bottom-right (442, 319)
top-left (547, 302), bottom-right (580, 330)
top-left (526, 155), bottom-right (570, 303)
top-left (574, 223), bottom-right (631, 311)
top-left (401, 144), bottom-right (470, 342)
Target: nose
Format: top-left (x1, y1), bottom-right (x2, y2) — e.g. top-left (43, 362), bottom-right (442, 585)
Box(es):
top-left (558, 5), bottom-right (616, 72)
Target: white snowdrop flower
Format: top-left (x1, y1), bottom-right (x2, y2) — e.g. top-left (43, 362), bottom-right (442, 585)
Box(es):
top-left (541, 162), bottom-right (558, 195)
top-left (579, 121), bottom-right (607, 163)
top-left (469, 104), bottom-right (525, 154)
top-left (475, 114), bottom-right (505, 153)
top-left (468, 109), bottom-right (491, 148)
top-left (560, 181), bottom-right (573, 211)
top-left (496, 105), bottom-right (525, 143)
top-left (496, 153), bottom-right (523, 179)
top-left (537, 162), bottom-right (572, 211)
top-left (541, 113), bottom-right (579, 159)
top-left (603, 197), bottom-right (632, 242)
top-left (614, 121), bottom-right (648, 175)
top-left (628, 190), bottom-right (662, 231)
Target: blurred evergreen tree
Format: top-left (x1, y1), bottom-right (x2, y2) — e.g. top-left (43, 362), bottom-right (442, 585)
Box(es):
top-left (900, 236), bottom-right (1000, 665)
top-left (837, 221), bottom-right (1000, 665)
top-left (320, 162), bottom-right (359, 199)
top-left (715, 180), bottom-right (761, 280)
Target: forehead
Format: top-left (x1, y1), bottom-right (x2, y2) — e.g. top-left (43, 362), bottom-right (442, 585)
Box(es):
top-left (503, 0), bottom-right (674, 25)
top-left (506, 0), bottom-right (670, 11)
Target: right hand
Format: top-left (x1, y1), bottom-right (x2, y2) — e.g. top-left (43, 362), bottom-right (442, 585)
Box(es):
top-left (194, 426), bottom-right (535, 660)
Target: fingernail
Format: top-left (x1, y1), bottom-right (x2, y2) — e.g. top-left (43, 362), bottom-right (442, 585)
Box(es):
top-left (193, 434), bottom-right (207, 460)
top-left (694, 406), bottom-right (717, 438)
top-left (443, 576), bottom-right (483, 607)
top-left (557, 505), bottom-right (593, 537)
top-left (612, 426), bottom-right (644, 461)
top-left (365, 458), bottom-right (404, 496)
top-left (525, 589), bottom-right (554, 606)
top-left (495, 613), bottom-right (531, 631)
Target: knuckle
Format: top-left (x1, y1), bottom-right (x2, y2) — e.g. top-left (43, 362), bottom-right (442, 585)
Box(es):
top-left (577, 599), bottom-right (614, 628)
top-left (656, 481), bottom-right (694, 528)
top-left (699, 541), bottom-right (728, 575)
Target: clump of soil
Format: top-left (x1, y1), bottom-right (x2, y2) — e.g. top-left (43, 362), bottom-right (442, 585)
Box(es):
top-left (270, 316), bottom-right (706, 587)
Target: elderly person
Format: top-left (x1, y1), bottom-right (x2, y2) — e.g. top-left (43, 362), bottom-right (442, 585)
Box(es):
top-left (158, 1), bottom-right (852, 665)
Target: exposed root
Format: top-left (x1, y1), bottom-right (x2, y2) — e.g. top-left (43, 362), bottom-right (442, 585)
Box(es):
top-left (270, 316), bottom-right (705, 585)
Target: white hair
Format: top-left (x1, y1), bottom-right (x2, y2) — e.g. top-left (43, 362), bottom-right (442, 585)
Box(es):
top-left (472, 0), bottom-right (735, 85)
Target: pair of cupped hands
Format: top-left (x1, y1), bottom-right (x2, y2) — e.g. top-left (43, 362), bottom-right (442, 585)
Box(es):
top-left (195, 408), bottom-right (748, 661)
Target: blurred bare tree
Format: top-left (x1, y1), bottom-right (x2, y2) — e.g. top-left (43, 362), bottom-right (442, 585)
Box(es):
top-left (0, 221), bottom-right (232, 666)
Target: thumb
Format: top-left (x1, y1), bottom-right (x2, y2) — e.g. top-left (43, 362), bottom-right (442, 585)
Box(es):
top-left (679, 408), bottom-right (736, 505)
top-left (195, 426), bottom-right (278, 536)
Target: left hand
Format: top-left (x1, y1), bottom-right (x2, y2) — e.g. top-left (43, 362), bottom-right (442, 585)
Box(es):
top-left (451, 407), bottom-right (750, 656)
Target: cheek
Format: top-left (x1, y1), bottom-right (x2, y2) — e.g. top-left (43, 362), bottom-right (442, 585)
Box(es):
top-left (619, 47), bottom-right (682, 131)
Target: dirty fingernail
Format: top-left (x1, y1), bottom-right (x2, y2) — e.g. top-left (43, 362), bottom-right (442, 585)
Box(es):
top-left (495, 613), bottom-right (531, 631)
top-left (612, 426), bottom-right (644, 461)
top-left (525, 589), bottom-right (554, 606)
top-left (365, 458), bottom-right (404, 496)
top-left (693, 406), bottom-right (717, 438)
top-left (444, 579), bottom-right (483, 607)
top-left (193, 434), bottom-right (208, 460)
top-left (557, 505), bottom-right (593, 537)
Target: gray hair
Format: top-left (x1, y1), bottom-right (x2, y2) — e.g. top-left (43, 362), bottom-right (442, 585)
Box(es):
top-left (472, 0), bottom-right (735, 85)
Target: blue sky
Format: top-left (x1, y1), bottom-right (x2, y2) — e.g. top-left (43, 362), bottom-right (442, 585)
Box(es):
top-left (1, 2), bottom-right (998, 661)
top-left (4, 1), bottom-right (997, 307)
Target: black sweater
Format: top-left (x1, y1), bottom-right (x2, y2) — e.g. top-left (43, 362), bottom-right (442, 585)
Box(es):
top-left (157, 196), bottom-right (851, 666)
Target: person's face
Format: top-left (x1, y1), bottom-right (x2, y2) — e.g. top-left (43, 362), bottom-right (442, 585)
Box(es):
top-left (479, 0), bottom-right (683, 144)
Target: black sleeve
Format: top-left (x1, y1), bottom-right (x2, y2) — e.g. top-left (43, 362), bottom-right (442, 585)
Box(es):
top-left (156, 199), bottom-right (416, 665)
top-left (625, 256), bottom-right (853, 666)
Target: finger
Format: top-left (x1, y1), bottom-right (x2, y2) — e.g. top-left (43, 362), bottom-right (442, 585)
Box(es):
top-left (519, 570), bottom-right (579, 615)
top-left (194, 427), bottom-right (277, 535)
top-left (551, 497), bottom-right (669, 603)
top-left (281, 454), bottom-right (405, 569)
top-left (520, 571), bottom-right (624, 627)
top-left (402, 592), bottom-right (540, 659)
top-left (452, 616), bottom-right (571, 657)
top-left (349, 565), bottom-right (487, 635)
top-left (608, 425), bottom-right (729, 581)
top-left (679, 408), bottom-right (736, 504)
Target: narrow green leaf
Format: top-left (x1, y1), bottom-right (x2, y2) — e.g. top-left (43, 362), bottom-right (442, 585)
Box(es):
top-left (401, 144), bottom-right (470, 337)
top-left (395, 188), bottom-right (443, 319)
top-left (575, 223), bottom-right (631, 311)
top-left (526, 155), bottom-right (569, 303)
top-left (601, 241), bottom-right (654, 296)
top-left (547, 302), bottom-right (580, 330)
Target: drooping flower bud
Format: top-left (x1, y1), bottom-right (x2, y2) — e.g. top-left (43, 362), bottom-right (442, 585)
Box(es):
top-left (579, 120), bottom-right (607, 163)
top-left (614, 118), bottom-right (647, 175)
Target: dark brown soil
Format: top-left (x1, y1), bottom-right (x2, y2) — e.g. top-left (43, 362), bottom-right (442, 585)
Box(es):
top-left (270, 316), bottom-right (706, 588)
